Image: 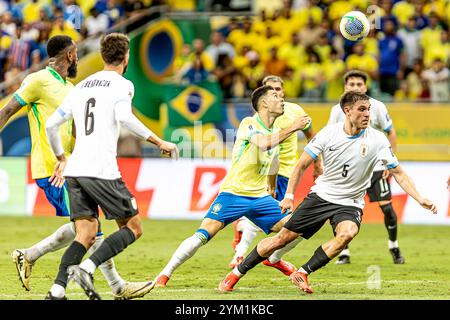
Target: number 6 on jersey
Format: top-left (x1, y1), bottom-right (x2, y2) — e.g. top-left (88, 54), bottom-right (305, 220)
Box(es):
top-left (85, 98), bottom-right (95, 135)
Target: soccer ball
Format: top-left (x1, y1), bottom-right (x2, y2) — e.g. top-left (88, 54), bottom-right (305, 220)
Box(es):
top-left (339, 11), bottom-right (370, 41)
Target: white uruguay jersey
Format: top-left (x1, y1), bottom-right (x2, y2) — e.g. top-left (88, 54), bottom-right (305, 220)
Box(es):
top-left (58, 71), bottom-right (134, 179)
top-left (304, 123), bottom-right (399, 209)
top-left (328, 97), bottom-right (393, 171)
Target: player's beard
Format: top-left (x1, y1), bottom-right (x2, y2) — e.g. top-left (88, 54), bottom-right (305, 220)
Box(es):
top-left (68, 61), bottom-right (77, 78)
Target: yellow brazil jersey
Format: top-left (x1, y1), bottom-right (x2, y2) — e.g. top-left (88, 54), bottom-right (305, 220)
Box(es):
top-left (274, 102), bottom-right (311, 178)
top-left (13, 67), bottom-right (74, 180)
top-left (220, 115), bottom-right (279, 197)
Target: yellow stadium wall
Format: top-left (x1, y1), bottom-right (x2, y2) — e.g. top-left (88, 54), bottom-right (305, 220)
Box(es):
top-left (294, 103), bottom-right (450, 161)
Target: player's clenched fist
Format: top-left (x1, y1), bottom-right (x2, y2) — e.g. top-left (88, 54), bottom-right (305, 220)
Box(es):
top-left (419, 198), bottom-right (437, 214)
top-left (279, 197), bottom-right (294, 214)
top-left (291, 115), bottom-right (312, 131)
top-left (159, 141), bottom-right (179, 160)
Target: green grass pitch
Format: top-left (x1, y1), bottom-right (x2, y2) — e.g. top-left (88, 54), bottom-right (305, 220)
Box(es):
top-left (1, 216), bottom-right (449, 300)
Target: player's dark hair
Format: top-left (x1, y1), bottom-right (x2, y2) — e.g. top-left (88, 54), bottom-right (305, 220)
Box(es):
top-left (46, 35), bottom-right (73, 58)
top-left (343, 70), bottom-right (368, 84)
top-left (339, 91), bottom-right (369, 111)
top-left (100, 33), bottom-right (129, 66)
top-left (251, 85), bottom-right (273, 111)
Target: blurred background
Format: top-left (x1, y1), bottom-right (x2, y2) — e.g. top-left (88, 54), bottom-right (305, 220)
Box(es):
top-left (0, 0), bottom-right (448, 225)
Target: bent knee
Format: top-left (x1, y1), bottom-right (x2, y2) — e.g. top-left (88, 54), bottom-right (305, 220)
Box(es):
top-left (336, 229), bottom-right (358, 243)
top-left (76, 233), bottom-right (96, 248)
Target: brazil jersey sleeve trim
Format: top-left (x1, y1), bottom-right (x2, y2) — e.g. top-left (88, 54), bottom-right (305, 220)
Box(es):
top-left (304, 146), bottom-right (318, 160)
top-left (13, 93), bottom-right (27, 106)
top-left (386, 161), bottom-right (399, 169)
top-left (46, 67), bottom-right (67, 85)
top-left (302, 119), bottom-right (312, 132)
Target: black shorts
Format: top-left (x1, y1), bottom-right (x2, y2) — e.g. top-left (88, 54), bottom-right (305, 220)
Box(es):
top-left (66, 177), bottom-right (139, 221)
top-left (366, 170), bottom-right (392, 202)
top-left (283, 193), bottom-right (363, 239)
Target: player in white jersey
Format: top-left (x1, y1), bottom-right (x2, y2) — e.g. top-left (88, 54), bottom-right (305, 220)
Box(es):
top-left (229, 75), bottom-right (323, 271)
top-left (44, 33), bottom-right (178, 300)
top-left (218, 91), bottom-right (437, 293)
top-left (328, 70), bottom-right (403, 264)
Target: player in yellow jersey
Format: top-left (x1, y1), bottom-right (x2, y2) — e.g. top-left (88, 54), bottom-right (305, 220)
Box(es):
top-left (0, 35), bottom-right (152, 300)
top-left (229, 75), bottom-right (323, 270)
top-left (154, 85), bottom-right (312, 288)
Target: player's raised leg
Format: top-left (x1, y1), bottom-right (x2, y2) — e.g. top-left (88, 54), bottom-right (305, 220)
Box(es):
top-left (292, 220), bottom-right (359, 293)
top-left (155, 217), bottom-right (222, 288)
top-left (219, 226), bottom-right (299, 292)
top-left (73, 214), bottom-right (145, 300)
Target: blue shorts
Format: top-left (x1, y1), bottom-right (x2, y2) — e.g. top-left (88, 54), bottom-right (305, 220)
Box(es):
top-left (35, 178), bottom-right (70, 217)
top-left (276, 175), bottom-right (289, 201)
top-left (204, 192), bottom-right (286, 234)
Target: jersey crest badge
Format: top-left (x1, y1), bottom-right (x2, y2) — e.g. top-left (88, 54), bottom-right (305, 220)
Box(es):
top-left (211, 203), bottom-right (222, 215)
top-left (360, 142), bottom-right (368, 157)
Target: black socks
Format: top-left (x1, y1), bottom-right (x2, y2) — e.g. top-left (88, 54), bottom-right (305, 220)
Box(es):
top-left (380, 203), bottom-right (398, 241)
top-left (301, 246), bottom-right (331, 274)
top-left (54, 241), bottom-right (87, 287)
top-left (89, 227), bottom-right (136, 267)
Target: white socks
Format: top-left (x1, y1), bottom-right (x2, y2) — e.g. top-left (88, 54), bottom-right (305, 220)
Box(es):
top-left (389, 240), bottom-right (399, 249)
top-left (85, 235), bottom-right (125, 294)
top-left (235, 220), bottom-right (260, 257)
top-left (50, 283), bottom-right (66, 298)
top-left (25, 222), bottom-right (76, 263)
top-left (160, 233), bottom-right (204, 278)
top-left (339, 248), bottom-right (351, 257)
top-left (268, 236), bottom-right (304, 264)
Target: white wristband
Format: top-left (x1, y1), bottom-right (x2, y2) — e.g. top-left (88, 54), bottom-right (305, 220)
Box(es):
top-left (284, 193), bottom-right (294, 200)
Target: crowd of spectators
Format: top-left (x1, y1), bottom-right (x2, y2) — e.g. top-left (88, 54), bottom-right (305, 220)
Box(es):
top-left (174, 0), bottom-right (450, 102)
top-left (1, 0), bottom-right (449, 102)
top-left (0, 0), bottom-right (159, 96)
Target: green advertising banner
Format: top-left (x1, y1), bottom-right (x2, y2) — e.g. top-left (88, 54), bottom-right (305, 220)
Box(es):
top-left (0, 157), bottom-right (26, 215)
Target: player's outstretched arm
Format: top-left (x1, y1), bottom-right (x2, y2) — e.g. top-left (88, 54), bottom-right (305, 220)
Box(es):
top-left (383, 128), bottom-right (398, 179)
top-left (389, 165), bottom-right (437, 214)
top-left (250, 115), bottom-right (311, 151)
top-left (147, 134), bottom-right (179, 160)
top-left (0, 97), bottom-right (23, 129)
top-left (279, 151), bottom-right (314, 213)
top-left (115, 101), bottom-right (179, 159)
